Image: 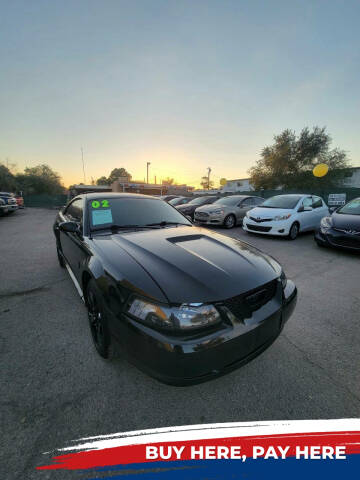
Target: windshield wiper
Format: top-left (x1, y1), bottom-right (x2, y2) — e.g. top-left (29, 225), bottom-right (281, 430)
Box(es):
top-left (92, 224), bottom-right (161, 233)
top-left (145, 221), bottom-right (190, 227)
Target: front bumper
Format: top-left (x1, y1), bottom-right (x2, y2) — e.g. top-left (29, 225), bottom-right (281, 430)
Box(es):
top-left (194, 213), bottom-right (225, 225)
top-left (243, 218), bottom-right (291, 236)
top-left (0, 204), bottom-right (18, 214)
top-left (110, 280), bottom-right (297, 385)
top-left (315, 228), bottom-right (360, 252)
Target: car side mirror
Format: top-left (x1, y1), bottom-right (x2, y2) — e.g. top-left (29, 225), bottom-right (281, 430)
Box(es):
top-left (298, 206), bottom-right (304, 212)
top-left (185, 215), bottom-right (193, 223)
top-left (329, 206), bottom-right (338, 214)
top-left (59, 221), bottom-right (80, 233)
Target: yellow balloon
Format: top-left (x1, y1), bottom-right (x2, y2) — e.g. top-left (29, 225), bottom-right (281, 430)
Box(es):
top-left (313, 163), bottom-right (329, 178)
top-left (220, 178), bottom-right (227, 186)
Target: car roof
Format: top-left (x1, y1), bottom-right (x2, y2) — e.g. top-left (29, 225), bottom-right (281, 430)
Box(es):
top-left (78, 192), bottom-right (161, 200)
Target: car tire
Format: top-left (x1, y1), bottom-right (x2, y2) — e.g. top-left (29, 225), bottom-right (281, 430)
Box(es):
top-left (86, 279), bottom-right (118, 360)
top-left (56, 246), bottom-right (66, 268)
top-left (224, 214), bottom-right (236, 229)
top-left (315, 240), bottom-right (326, 248)
top-left (288, 222), bottom-right (299, 240)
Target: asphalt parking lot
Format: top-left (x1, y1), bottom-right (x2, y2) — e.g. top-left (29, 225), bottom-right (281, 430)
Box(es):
top-left (1, 208), bottom-right (360, 479)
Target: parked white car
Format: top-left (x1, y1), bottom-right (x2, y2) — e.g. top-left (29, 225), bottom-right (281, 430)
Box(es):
top-left (242, 194), bottom-right (329, 240)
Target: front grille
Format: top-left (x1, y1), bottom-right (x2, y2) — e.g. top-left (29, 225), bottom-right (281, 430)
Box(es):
top-left (223, 280), bottom-right (278, 319)
top-left (196, 212), bottom-right (209, 218)
top-left (333, 228), bottom-right (360, 235)
top-left (330, 236), bottom-right (360, 249)
top-left (247, 224), bottom-right (272, 232)
top-left (249, 216), bottom-right (272, 223)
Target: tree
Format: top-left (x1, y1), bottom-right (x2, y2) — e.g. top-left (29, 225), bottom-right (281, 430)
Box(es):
top-left (96, 176), bottom-right (109, 186)
top-left (0, 164), bottom-right (17, 191)
top-left (249, 127), bottom-right (351, 190)
top-left (162, 177), bottom-right (174, 185)
top-left (200, 176), bottom-right (214, 190)
top-left (107, 168), bottom-right (131, 184)
top-left (16, 164), bottom-right (64, 194)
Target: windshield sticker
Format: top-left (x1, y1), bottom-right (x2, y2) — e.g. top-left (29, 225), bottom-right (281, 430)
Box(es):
top-left (91, 199), bottom-right (109, 209)
top-left (92, 209), bottom-right (113, 225)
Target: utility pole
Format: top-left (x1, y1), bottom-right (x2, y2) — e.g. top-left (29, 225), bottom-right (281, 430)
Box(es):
top-left (81, 147), bottom-right (86, 184)
top-left (207, 167), bottom-right (212, 190)
top-left (147, 162), bottom-right (151, 184)
top-left (155, 175), bottom-right (157, 184)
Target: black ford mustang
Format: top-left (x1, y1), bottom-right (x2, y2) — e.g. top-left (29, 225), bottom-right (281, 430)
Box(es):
top-left (315, 197), bottom-right (360, 252)
top-left (54, 193), bottom-right (297, 385)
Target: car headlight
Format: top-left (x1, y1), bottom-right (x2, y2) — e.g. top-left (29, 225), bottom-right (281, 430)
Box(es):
top-left (209, 209), bottom-right (224, 215)
top-left (320, 216), bottom-right (333, 230)
top-left (127, 298), bottom-right (221, 332)
top-left (274, 214), bottom-right (292, 221)
top-left (280, 270), bottom-right (287, 290)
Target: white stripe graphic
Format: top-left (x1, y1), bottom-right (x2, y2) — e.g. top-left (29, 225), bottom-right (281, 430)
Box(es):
top-left (55, 419), bottom-right (360, 453)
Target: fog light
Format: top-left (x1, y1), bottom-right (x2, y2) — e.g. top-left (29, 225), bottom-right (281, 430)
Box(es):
top-left (278, 229), bottom-right (285, 233)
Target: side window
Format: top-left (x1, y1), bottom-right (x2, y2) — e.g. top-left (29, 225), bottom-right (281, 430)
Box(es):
top-left (312, 196), bottom-right (323, 209)
top-left (254, 197), bottom-right (264, 205)
top-left (302, 197), bottom-right (313, 209)
top-left (240, 198), bottom-right (252, 207)
top-left (65, 198), bottom-right (83, 221)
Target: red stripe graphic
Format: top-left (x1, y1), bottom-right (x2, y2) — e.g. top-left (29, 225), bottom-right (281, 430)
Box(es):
top-left (37, 431), bottom-right (360, 471)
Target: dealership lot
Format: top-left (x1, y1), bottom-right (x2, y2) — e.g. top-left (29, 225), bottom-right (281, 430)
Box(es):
top-left (1, 208), bottom-right (360, 479)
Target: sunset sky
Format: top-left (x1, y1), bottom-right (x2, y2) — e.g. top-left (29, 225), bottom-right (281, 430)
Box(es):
top-left (1, 0), bottom-right (360, 188)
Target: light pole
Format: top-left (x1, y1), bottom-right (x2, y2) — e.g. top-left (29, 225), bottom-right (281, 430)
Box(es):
top-left (147, 162), bottom-right (151, 184)
top-left (81, 147), bottom-right (86, 184)
top-left (207, 167), bottom-right (211, 190)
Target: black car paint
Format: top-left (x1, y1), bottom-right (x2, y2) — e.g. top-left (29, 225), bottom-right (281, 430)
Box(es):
top-left (315, 202), bottom-right (360, 252)
top-left (176, 196), bottom-right (219, 220)
top-left (54, 193), bottom-right (297, 385)
top-left (314, 198), bottom-right (360, 252)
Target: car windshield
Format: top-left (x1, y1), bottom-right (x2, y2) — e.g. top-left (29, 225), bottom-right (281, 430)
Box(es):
top-left (88, 197), bottom-right (192, 231)
top-left (262, 195), bottom-right (302, 209)
top-left (214, 196), bottom-right (243, 206)
top-left (337, 198), bottom-right (360, 215)
top-left (187, 196), bottom-right (215, 205)
top-left (169, 197), bottom-right (186, 206)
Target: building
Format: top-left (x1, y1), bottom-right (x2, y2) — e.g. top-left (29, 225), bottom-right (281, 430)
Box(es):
top-left (338, 167), bottom-right (360, 188)
top-left (112, 179), bottom-right (194, 196)
top-left (222, 178), bottom-right (254, 193)
top-left (68, 184), bottom-right (112, 200)
top-left (192, 188), bottom-right (220, 195)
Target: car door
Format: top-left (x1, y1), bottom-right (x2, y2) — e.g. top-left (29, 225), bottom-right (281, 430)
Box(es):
top-left (237, 198), bottom-right (253, 221)
top-left (298, 196), bottom-right (315, 231)
top-left (312, 196), bottom-right (329, 227)
top-left (60, 198), bottom-right (86, 280)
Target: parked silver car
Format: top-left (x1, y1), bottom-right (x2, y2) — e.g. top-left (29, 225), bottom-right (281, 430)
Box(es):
top-left (194, 195), bottom-right (264, 228)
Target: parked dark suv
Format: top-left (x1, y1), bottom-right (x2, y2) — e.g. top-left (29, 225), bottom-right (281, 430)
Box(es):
top-left (0, 192), bottom-right (18, 216)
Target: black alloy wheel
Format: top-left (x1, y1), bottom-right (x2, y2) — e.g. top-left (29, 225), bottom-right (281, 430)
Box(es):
top-left (86, 280), bottom-right (116, 359)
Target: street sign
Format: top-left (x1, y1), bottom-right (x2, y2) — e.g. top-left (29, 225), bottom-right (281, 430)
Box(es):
top-left (328, 193), bottom-right (346, 206)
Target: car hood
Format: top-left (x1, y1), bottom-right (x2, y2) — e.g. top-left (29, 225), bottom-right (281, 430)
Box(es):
top-left (176, 204), bottom-right (198, 212)
top-left (247, 207), bottom-right (294, 219)
top-left (332, 212), bottom-right (360, 230)
top-left (195, 204), bottom-right (229, 213)
top-left (93, 226), bottom-right (281, 304)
